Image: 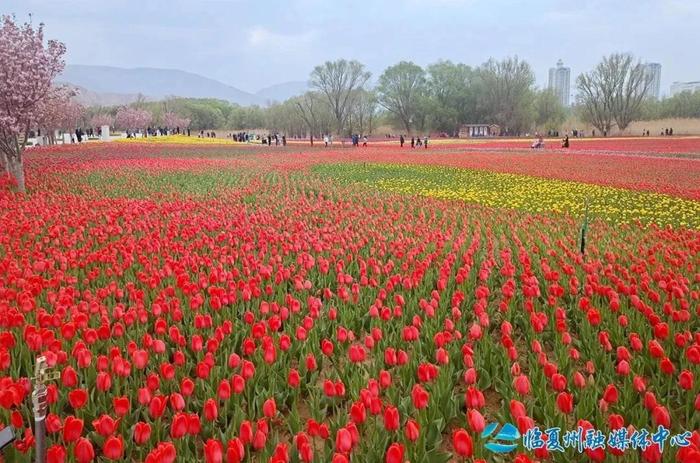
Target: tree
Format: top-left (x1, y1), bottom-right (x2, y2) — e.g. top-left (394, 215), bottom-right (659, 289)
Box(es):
top-left (162, 111), bottom-right (190, 131)
top-left (426, 61), bottom-right (481, 135)
top-left (293, 91), bottom-right (325, 138)
top-left (577, 53), bottom-right (652, 133)
top-left (0, 15), bottom-right (66, 192)
top-left (348, 89), bottom-right (378, 135)
top-left (310, 59), bottom-right (371, 135)
top-left (478, 57), bottom-right (536, 135)
top-left (376, 61), bottom-right (427, 134)
top-left (115, 107), bottom-right (153, 134)
top-left (37, 90), bottom-right (84, 144)
top-left (90, 113), bottom-right (114, 130)
top-left (534, 89), bottom-right (566, 132)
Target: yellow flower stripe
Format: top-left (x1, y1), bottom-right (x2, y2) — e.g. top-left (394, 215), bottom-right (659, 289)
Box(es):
top-left (314, 163), bottom-right (700, 228)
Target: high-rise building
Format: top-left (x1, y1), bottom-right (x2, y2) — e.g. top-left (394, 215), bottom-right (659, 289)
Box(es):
top-left (644, 63), bottom-right (662, 100)
top-left (548, 59), bottom-right (571, 107)
top-left (670, 81), bottom-right (700, 96)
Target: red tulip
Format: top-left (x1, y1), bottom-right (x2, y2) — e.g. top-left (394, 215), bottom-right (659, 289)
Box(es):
top-left (47, 444), bottom-right (66, 463)
top-left (103, 436), bottom-right (124, 460)
top-left (252, 429), bottom-right (267, 450)
top-left (651, 405), bottom-right (671, 428)
top-left (204, 398), bottom-right (218, 421)
top-left (510, 399), bottom-right (527, 420)
top-left (660, 357), bottom-right (676, 375)
top-left (226, 437), bottom-right (245, 463)
top-left (68, 388), bottom-right (88, 409)
top-left (452, 428), bottom-right (473, 457)
top-left (62, 416), bottom-right (83, 442)
top-left (385, 443), bottom-right (405, 463)
top-left (411, 384), bottom-right (429, 409)
top-left (170, 412), bottom-right (188, 439)
top-left (556, 392), bottom-right (573, 414)
top-left (112, 396), bottom-right (130, 417)
top-left (74, 437), bottom-right (94, 463)
top-left (513, 375), bottom-right (530, 396)
top-left (679, 370), bottom-right (694, 390)
top-left (383, 406), bottom-right (400, 431)
top-left (405, 419), bottom-right (420, 441)
top-left (602, 384), bottom-right (618, 403)
top-left (134, 421), bottom-right (151, 445)
top-left (467, 409), bottom-right (486, 433)
top-left (92, 414), bottom-right (118, 437)
top-left (263, 398), bottom-right (277, 417)
top-left (61, 366), bottom-right (78, 387)
top-left (288, 368), bottom-right (300, 388)
top-left (187, 413), bottom-right (201, 435)
top-left (335, 427), bottom-right (353, 453)
top-left (218, 380), bottom-right (231, 400)
top-left (204, 439), bottom-right (224, 463)
top-left (551, 373), bottom-right (567, 391)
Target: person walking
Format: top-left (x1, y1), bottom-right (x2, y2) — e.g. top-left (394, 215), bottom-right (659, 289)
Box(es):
top-left (411, 136), bottom-right (415, 148)
top-left (400, 135), bottom-right (405, 147)
top-left (362, 135), bottom-right (368, 147)
top-left (423, 136), bottom-right (428, 149)
top-left (324, 134), bottom-right (329, 147)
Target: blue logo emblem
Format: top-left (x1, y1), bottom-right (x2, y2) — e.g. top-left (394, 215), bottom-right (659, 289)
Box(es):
top-left (482, 422), bottom-right (521, 454)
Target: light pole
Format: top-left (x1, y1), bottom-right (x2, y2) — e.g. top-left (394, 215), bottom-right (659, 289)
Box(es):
top-left (32, 357), bottom-right (57, 463)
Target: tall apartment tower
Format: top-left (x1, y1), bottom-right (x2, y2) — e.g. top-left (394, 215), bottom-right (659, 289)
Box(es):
top-left (644, 63), bottom-right (662, 100)
top-left (548, 59), bottom-right (571, 107)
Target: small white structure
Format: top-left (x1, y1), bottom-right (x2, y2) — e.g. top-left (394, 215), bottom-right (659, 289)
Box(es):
top-left (101, 125), bottom-right (110, 141)
top-left (63, 133), bottom-right (72, 144)
top-left (459, 124), bottom-right (500, 138)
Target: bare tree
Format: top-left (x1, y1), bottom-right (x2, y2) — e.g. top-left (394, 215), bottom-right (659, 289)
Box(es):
top-left (310, 59), bottom-right (371, 135)
top-left (293, 92), bottom-right (322, 138)
top-left (577, 53), bottom-right (652, 133)
top-left (348, 89), bottom-right (378, 135)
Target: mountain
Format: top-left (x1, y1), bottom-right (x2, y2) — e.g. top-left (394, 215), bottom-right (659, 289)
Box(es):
top-left (69, 85), bottom-right (152, 107)
top-left (57, 65), bottom-right (261, 106)
top-left (255, 81), bottom-right (309, 104)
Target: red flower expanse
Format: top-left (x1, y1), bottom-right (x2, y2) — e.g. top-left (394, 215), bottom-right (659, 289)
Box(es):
top-left (0, 141), bottom-right (699, 463)
top-left (25, 140), bottom-right (700, 199)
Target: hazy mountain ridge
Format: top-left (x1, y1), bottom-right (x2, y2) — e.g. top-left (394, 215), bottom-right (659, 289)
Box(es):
top-left (58, 65), bottom-right (308, 107)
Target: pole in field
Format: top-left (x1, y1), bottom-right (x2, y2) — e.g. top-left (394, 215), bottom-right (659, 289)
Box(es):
top-left (32, 356), bottom-right (58, 463)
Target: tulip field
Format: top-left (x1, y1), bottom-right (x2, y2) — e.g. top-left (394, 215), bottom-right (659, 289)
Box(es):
top-left (1, 140), bottom-right (699, 463)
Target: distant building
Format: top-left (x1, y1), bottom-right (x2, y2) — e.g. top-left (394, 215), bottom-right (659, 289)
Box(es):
top-left (548, 60), bottom-right (571, 107)
top-left (459, 124), bottom-right (500, 138)
top-left (643, 63), bottom-right (662, 100)
top-left (670, 81), bottom-right (700, 96)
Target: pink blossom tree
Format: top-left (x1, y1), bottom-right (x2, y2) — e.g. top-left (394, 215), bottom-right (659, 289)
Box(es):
top-left (0, 15), bottom-right (66, 192)
top-left (115, 107), bottom-right (153, 136)
top-left (162, 112), bottom-right (191, 133)
top-left (90, 113), bottom-right (113, 131)
top-left (36, 90), bottom-right (84, 144)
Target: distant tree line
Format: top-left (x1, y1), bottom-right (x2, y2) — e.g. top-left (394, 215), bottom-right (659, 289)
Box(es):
top-left (637, 90), bottom-right (700, 120)
top-left (86, 54), bottom-right (700, 137)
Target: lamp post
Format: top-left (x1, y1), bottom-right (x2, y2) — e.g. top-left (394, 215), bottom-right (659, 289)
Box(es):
top-left (32, 356), bottom-right (57, 463)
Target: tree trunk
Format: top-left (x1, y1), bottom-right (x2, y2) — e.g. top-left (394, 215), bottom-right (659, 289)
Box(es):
top-left (7, 155), bottom-right (25, 193)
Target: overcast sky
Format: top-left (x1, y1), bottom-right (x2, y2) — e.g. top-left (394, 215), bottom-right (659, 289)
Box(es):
top-left (5, 0), bottom-right (699, 95)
